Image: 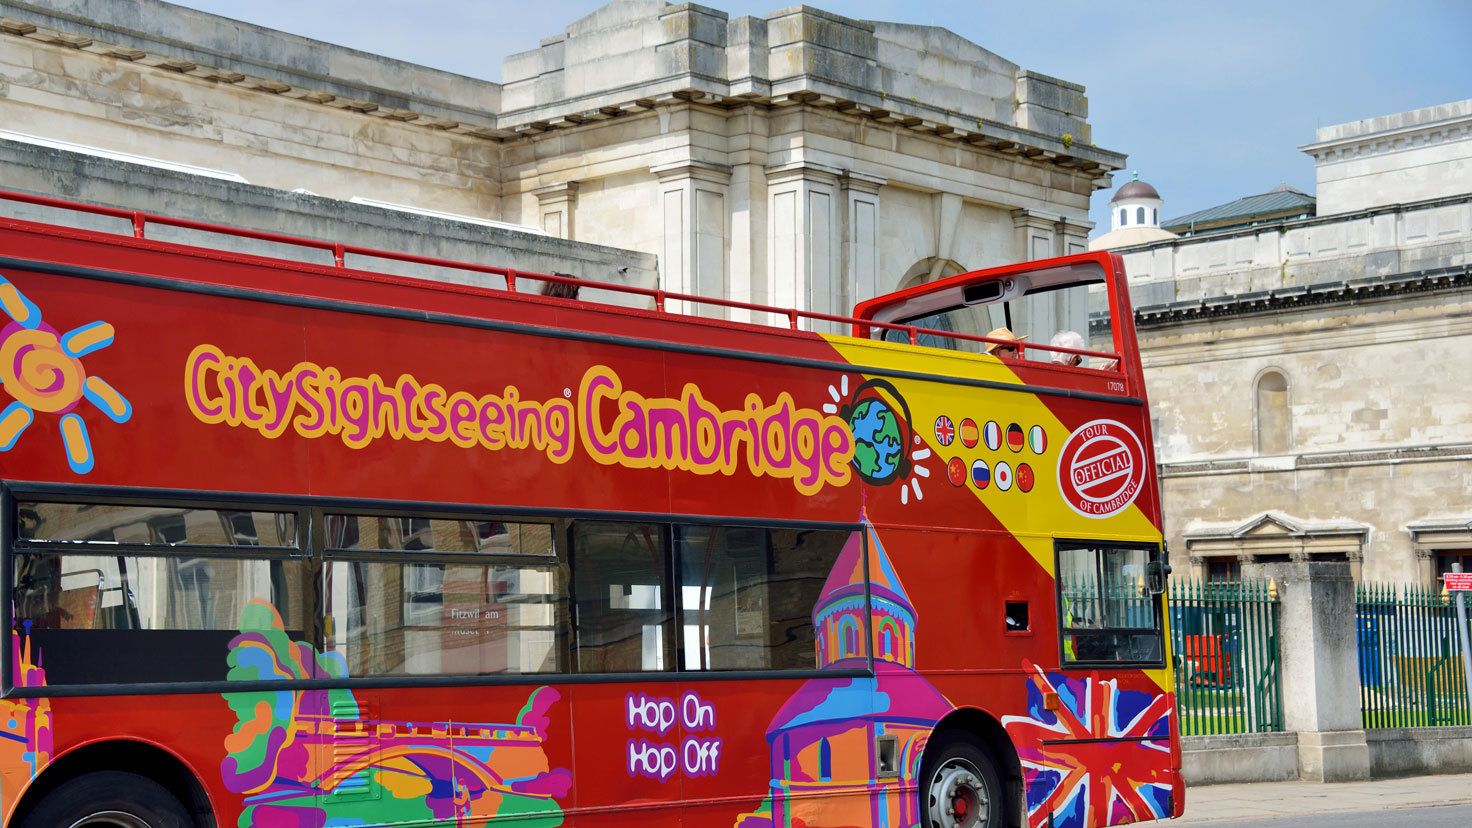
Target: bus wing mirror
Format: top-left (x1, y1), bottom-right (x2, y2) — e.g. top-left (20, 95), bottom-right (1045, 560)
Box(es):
top-left (1147, 559), bottom-right (1171, 596)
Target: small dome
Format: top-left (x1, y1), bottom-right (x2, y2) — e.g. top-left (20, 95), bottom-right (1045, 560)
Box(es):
top-left (1111, 179), bottom-right (1161, 203)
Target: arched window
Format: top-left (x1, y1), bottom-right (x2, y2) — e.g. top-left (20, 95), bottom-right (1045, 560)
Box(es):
top-left (1152, 208), bottom-right (1158, 225)
top-left (818, 738), bottom-right (833, 781)
top-left (1136, 207), bottom-right (1146, 225)
top-left (1119, 208), bottom-right (1127, 226)
top-left (1255, 370), bottom-right (1291, 454)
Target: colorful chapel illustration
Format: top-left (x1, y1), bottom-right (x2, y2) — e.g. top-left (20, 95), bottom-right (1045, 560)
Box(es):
top-left (737, 523), bottom-right (952, 828)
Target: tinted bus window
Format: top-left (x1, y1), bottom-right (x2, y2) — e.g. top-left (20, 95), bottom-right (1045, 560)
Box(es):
top-left (1058, 543), bottom-right (1164, 666)
top-left (325, 515), bottom-right (553, 555)
top-left (677, 526), bottom-right (854, 671)
top-left (571, 521), bottom-right (671, 673)
top-left (18, 502), bottom-right (298, 547)
top-left (13, 552), bottom-right (305, 685)
top-left (323, 558), bottom-right (569, 677)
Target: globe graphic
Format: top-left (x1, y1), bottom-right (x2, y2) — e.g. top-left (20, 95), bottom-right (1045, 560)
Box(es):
top-left (848, 397), bottom-right (904, 483)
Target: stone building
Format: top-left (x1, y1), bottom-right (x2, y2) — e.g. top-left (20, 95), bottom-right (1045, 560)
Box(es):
top-left (1099, 100), bottom-right (1472, 585)
top-left (0, 0), bottom-right (1122, 324)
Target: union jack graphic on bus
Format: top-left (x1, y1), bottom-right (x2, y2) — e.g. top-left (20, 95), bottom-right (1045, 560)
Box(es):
top-left (1002, 662), bottom-right (1174, 828)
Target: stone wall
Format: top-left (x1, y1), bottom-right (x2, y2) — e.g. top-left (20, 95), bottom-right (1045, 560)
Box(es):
top-left (1303, 100), bottom-right (1472, 216)
top-left (1121, 194), bottom-right (1472, 292)
top-left (1115, 109), bottom-right (1472, 584)
top-left (1139, 275), bottom-right (1472, 583)
top-left (0, 137), bottom-right (657, 298)
top-left (0, 0), bottom-right (1122, 328)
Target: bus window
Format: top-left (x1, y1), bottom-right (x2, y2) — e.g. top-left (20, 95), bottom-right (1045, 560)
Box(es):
top-left (856, 253), bottom-right (1125, 371)
top-left (879, 278), bottom-right (1113, 364)
top-left (325, 515), bottom-right (554, 555)
top-left (18, 501), bottom-right (298, 547)
top-left (571, 521), bottom-right (672, 673)
top-left (676, 525), bottom-right (853, 671)
top-left (1057, 542), bottom-right (1165, 666)
top-left (321, 515), bottom-right (567, 677)
top-left (323, 557), bottom-right (570, 677)
top-left (12, 551), bottom-right (305, 685)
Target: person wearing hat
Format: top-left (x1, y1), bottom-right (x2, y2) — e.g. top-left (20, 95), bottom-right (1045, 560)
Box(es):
top-left (984, 326), bottom-right (1027, 359)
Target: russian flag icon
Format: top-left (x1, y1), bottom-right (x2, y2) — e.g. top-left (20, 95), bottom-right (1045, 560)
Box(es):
top-left (971, 459), bottom-right (991, 489)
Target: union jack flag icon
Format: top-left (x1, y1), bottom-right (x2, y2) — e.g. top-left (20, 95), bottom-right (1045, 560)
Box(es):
top-left (934, 415), bottom-right (956, 446)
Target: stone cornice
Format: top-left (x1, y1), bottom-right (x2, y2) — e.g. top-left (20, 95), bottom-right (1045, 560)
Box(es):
top-left (1133, 264), bottom-right (1472, 328)
top-left (1300, 112), bottom-right (1472, 162)
top-left (1160, 442), bottom-right (1472, 479)
top-left (650, 160), bottom-right (733, 185)
top-left (0, 16), bottom-right (1121, 184)
top-left (1111, 192), bottom-right (1472, 254)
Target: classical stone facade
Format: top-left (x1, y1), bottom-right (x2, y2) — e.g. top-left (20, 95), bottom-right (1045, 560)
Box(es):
top-left (1113, 101), bottom-right (1472, 585)
top-left (0, 0), bottom-right (1122, 325)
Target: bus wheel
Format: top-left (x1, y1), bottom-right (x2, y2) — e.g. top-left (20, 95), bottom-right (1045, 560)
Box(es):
top-left (921, 732), bottom-right (1004, 828)
top-left (19, 770), bottom-right (193, 828)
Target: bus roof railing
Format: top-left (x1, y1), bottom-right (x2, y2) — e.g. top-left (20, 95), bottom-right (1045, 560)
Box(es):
top-left (0, 188), bottom-right (1121, 369)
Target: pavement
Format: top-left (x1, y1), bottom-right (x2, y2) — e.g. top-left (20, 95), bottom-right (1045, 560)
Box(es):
top-left (1178, 773), bottom-right (1472, 823)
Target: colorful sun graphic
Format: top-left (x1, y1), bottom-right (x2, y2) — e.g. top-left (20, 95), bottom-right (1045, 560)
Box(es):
top-left (0, 274), bottom-right (131, 474)
top-left (826, 375), bottom-right (931, 506)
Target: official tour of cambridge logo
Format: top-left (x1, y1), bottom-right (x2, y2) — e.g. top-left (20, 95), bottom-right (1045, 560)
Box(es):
top-left (1056, 418), bottom-right (1146, 518)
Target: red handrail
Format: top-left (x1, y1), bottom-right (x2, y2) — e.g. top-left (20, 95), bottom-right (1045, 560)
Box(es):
top-left (0, 188), bottom-right (1123, 369)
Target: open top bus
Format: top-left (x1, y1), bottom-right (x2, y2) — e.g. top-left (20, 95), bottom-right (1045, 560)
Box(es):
top-left (0, 190), bottom-right (1178, 828)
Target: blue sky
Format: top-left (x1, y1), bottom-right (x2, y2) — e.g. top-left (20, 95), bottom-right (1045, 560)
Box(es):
top-left (175, 0), bottom-right (1472, 236)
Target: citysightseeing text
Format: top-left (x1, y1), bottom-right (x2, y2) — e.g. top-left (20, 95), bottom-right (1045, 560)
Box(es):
top-left (185, 347), bottom-right (854, 495)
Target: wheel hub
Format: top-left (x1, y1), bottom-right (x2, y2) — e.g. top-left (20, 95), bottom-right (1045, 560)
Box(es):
top-left (927, 759), bottom-right (990, 827)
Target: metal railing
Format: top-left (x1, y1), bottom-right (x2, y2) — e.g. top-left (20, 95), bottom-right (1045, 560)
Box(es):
top-left (1168, 579), bottom-right (1284, 736)
top-left (0, 187), bottom-right (1126, 367)
top-left (1357, 583), bottom-right (1472, 728)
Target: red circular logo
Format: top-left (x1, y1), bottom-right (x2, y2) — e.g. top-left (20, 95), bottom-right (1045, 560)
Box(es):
top-left (1016, 463), bottom-right (1034, 493)
top-left (1056, 419), bottom-right (1146, 518)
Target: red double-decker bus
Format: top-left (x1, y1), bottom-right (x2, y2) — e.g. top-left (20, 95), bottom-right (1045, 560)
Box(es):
top-left (0, 191), bottom-right (1180, 828)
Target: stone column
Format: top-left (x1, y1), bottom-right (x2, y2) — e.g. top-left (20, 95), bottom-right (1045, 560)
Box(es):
top-left (1012, 208), bottom-right (1059, 261)
top-left (767, 161), bottom-right (841, 330)
top-left (840, 171), bottom-right (885, 309)
top-left (1242, 560), bottom-right (1371, 782)
top-left (532, 181), bottom-right (579, 240)
top-left (652, 161), bottom-right (731, 316)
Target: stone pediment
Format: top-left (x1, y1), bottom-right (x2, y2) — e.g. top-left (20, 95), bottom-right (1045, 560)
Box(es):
top-left (1235, 513), bottom-right (1304, 538)
top-left (1187, 511), bottom-right (1371, 541)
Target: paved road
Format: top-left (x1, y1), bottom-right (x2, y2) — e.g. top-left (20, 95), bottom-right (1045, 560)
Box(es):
top-left (1184, 804), bottom-right (1472, 826)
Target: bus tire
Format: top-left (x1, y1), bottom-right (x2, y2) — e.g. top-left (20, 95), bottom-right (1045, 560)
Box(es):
top-left (920, 731), bottom-right (1005, 828)
top-left (18, 770), bottom-right (193, 828)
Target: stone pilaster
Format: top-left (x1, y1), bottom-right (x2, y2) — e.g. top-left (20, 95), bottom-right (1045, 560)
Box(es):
top-left (1012, 208), bottom-right (1059, 261)
top-left (1060, 217), bottom-right (1093, 256)
top-left (767, 161), bottom-right (841, 329)
top-left (652, 160), bottom-right (731, 316)
top-left (840, 170), bottom-right (885, 309)
top-left (532, 181), bottom-right (579, 239)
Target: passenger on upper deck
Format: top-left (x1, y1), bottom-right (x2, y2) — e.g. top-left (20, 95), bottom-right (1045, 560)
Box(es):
top-left (983, 327), bottom-right (1027, 359)
top-left (1049, 330), bottom-right (1086, 367)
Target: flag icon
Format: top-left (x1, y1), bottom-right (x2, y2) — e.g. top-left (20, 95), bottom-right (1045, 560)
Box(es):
top-left (1006, 423), bottom-right (1025, 452)
top-left (1028, 425), bottom-right (1046, 454)
top-left (934, 415), bottom-right (956, 446)
top-left (994, 461), bottom-right (1014, 491)
top-left (959, 418), bottom-right (979, 448)
top-left (1017, 463), bottom-right (1034, 493)
top-left (983, 421), bottom-right (1002, 451)
top-left (947, 456), bottom-right (967, 487)
top-left (971, 460), bottom-right (990, 489)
